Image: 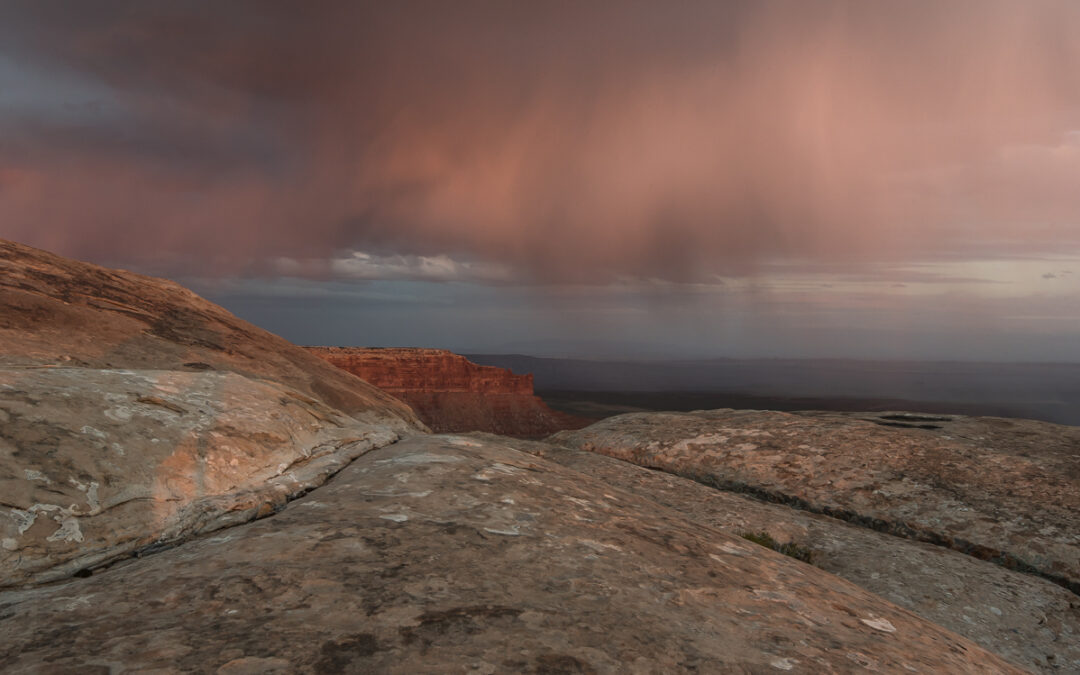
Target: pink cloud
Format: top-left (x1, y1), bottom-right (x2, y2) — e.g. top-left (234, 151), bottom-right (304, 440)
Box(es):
top-left (1, 1), bottom-right (1079, 282)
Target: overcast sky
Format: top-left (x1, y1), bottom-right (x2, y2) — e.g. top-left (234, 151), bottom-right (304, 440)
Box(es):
top-left (2, 1), bottom-right (1079, 360)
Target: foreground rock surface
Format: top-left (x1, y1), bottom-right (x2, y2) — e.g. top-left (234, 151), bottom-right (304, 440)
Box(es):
top-left (552, 410), bottom-right (1080, 595)
top-left (0, 435), bottom-right (1024, 674)
top-left (0, 239), bottom-right (423, 587)
top-left (0, 368), bottom-right (408, 588)
top-left (497, 435), bottom-right (1080, 673)
top-left (310, 347), bottom-right (587, 437)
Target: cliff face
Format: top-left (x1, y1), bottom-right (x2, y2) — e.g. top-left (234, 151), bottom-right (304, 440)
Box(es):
top-left (307, 347), bottom-right (534, 394)
top-left (308, 347), bottom-right (588, 437)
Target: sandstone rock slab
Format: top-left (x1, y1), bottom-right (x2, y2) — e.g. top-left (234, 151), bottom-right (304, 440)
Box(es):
top-left (0, 435), bottom-right (1023, 673)
top-left (0, 367), bottom-right (414, 588)
top-left (551, 410), bottom-right (1080, 595)
top-left (496, 434), bottom-right (1080, 673)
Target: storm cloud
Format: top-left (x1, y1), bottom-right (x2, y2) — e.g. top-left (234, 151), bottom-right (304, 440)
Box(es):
top-left (2, 1), bottom-right (1080, 282)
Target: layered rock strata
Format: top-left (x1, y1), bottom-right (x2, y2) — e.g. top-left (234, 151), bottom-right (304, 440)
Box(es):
top-left (552, 410), bottom-right (1080, 596)
top-left (0, 435), bottom-right (1024, 674)
top-left (309, 347), bottom-right (587, 437)
top-left (308, 347), bottom-right (534, 394)
top-left (0, 239), bottom-right (424, 587)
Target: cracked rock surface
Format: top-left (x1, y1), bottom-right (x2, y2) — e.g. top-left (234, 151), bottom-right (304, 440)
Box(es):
top-left (552, 409), bottom-right (1080, 596)
top-left (498, 434), bottom-right (1080, 674)
top-left (0, 367), bottom-right (412, 587)
top-left (0, 435), bottom-right (1024, 674)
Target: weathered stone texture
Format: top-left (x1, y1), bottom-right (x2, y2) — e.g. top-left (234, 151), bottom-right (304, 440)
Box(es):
top-left (0, 367), bottom-right (410, 587)
top-left (552, 409), bottom-right (1080, 595)
top-left (0, 436), bottom-right (1025, 674)
top-left (500, 434), bottom-right (1080, 673)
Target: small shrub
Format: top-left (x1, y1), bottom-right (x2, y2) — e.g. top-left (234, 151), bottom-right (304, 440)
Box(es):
top-left (740, 531), bottom-right (815, 564)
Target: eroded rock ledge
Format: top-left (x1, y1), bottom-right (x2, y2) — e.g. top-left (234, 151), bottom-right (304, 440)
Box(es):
top-left (551, 409), bottom-right (1080, 596)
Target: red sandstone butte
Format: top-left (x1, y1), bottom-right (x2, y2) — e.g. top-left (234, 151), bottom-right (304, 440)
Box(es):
top-left (307, 347), bottom-right (588, 437)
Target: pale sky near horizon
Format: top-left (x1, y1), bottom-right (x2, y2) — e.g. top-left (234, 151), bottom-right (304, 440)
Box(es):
top-left (1, 2), bottom-right (1079, 360)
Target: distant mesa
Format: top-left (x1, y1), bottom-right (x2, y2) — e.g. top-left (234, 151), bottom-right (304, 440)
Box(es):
top-left (308, 347), bottom-right (534, 394)
top-left (308, 347), bottom-right (589, 437)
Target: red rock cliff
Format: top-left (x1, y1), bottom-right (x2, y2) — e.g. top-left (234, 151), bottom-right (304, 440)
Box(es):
top-left (307, 347), bottom-right (534, 394)
top-left (307, 347), bottom-right (588, 437)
